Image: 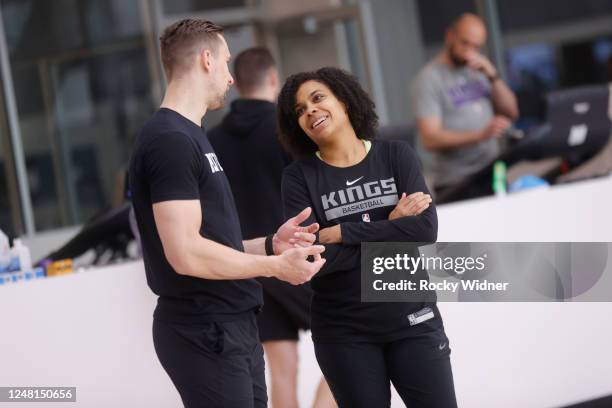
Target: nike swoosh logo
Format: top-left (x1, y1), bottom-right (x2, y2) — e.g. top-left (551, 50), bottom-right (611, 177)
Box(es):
top-left (439, 343), bottom-right (447, 350)
top-left (346, 176), bottom-right (364, 186)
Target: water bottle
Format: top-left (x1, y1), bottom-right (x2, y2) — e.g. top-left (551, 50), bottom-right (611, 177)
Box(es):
top-left (10, 238), bottom-right (32, 273)
top-left (492, 161), bottom-right (507, 197)
top-left (0, 229), bottom-right (10, 273)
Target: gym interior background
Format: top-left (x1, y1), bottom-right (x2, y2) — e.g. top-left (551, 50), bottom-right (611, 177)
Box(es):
top-left (1, 1), bottom-right (611, 407)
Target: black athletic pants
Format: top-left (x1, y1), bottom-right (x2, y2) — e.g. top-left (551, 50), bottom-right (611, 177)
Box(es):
top-left (314, 328), bottom-right (457, 408)
top-left (153, 312), bottom-right (267, 408)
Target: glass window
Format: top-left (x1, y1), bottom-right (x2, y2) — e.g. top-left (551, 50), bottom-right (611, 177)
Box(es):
top-left (0, 94), bottom-right (21, 237)
top-left (1, 0), bottom-right (157, 231)
top-left (497, 0), bottom-right (612, 125)
top-left (560, 36), bottom-right (612, 87)
top-left (162, 0), bottom-right (251, 14)
top-left (416, 0), bottom-right (476, 46)
top-left (497, 0), bottom-right (612, 32)
top-left (505, 43), bottom-right (558, 128)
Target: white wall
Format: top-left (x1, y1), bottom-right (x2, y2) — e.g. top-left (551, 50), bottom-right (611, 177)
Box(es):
top-left (1, 175), bottom-right (612, 407)
top-left (433, 175), bottom-right (612, 408)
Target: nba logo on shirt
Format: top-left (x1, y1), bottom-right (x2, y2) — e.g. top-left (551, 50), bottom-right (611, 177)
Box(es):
top-left (362, 213), bottom-right (371, 222)
top-left (205, 153), bottom-right (223, 174)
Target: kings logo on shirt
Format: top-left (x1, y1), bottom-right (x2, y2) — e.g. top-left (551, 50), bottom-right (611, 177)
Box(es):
top-left (205, 153), bottom-right (223, 174)
top-left (321, 177), bottom-right (399, 221)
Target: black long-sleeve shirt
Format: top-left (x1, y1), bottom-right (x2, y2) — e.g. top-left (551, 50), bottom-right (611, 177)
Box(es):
top-left (281, 139), bottom-right (442, 342)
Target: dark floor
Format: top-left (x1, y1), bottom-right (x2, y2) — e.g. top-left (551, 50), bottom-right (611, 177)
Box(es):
top-left (562, 394), bottom-right (612, 408)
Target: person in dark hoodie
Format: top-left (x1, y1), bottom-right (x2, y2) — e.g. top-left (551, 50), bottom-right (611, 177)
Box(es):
top-left (209, 47), bottom-right (336, 408)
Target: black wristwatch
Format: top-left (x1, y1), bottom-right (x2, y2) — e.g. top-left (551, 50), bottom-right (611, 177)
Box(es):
top-left (488, 72), bottom-right (500, 83)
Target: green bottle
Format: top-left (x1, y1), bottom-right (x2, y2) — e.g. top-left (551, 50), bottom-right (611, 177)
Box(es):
top-left (492, 161), bottom-right (507, 196)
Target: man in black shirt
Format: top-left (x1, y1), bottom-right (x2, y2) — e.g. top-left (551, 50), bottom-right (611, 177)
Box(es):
top-left (209, 47), bottom-right (335, 408)
top-left (129, 20), bottom-right (325, 408)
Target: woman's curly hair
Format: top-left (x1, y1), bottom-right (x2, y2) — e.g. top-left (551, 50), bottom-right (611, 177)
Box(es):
top-left (277, 67), bottom-right (378, 160)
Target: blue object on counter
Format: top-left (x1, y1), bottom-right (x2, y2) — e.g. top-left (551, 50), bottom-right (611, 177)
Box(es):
top-left (509, 175), bottom-right (549, 193)
top-left (0, 267), bottom-right (46, 285)
top-left (34, 267), bottom-right (45, 278)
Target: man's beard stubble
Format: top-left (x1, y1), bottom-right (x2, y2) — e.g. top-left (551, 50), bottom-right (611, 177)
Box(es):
top-left (209, 98), bottom-right (225, 111)
top-left (208, 89), bottom-right (228, 111)
top-left (447, 45), bottom-right (467, 67)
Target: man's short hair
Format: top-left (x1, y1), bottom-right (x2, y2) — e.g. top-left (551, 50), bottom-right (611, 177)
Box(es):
top-left (233, 47), bottom-right (276, 93)
top-left (449, 12), bottom-right (484, 32)
top-left (159, 19), bottom-right (224, 80)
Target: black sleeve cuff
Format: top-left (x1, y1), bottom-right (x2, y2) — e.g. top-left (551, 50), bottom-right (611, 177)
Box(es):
top-left (265, 234), bottom-right (275, 256)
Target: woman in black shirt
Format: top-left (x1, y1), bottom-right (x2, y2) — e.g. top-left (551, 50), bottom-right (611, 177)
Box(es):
top-left (277, 67), bottom-right (457, 408)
